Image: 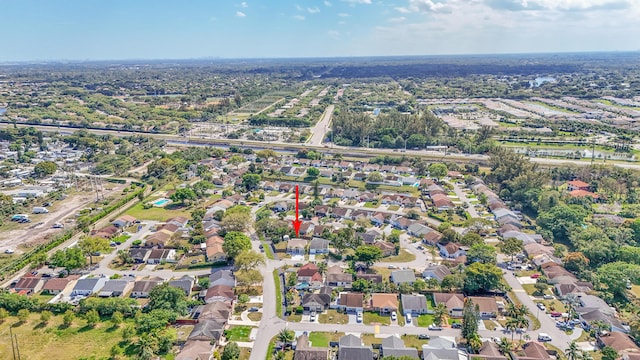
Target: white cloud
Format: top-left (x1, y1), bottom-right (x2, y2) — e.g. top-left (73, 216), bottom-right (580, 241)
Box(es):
top-left (341, 0), bottom-right (372, 4)
top-left (324, 1), bottom-right (332, 6)
top-left (240, 1), bottom-right (248, 8)
top-left (327, 30), bottom-right (341, 38)
top-left (308, 6), bottom-right (321, 13)
top-left (292, 14), bottom-right (306, 20)
top-left (236, 11), bottom-right (246, 17)
top-left (395, 0), bottom-right (452, 13)
top-left (388, 16), bottom-right (406, 22)
top-left (295, 4), bottom-right (304, 11)
top-left (338, 12), bottom-right (351, 16)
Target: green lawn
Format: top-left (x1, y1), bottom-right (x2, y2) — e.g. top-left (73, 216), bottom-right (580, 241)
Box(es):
top-left (125, 202), bottom-right (190, 221)
top-left (0, 313), bottom-right (128, 360)
top-left (318, 310), bottom-right (348, 325)
top-left (224, 325), bottom-right (253, 342)
top-left (380, 249), bottom-right (416, 263)
top-left (308, 332), bottom-right (345, 347)
top-left (287, 314), bottom-right (301, 322)
top-left (416, 314), bottom-right (435, 327)
top-left (388, 205), bottom-right (400, 211)
top-left (363, 312), bottom-right (391, 325)
top-left (273, 269), bottom-right (282, 317)
top-left (364, 202), bottom-right (379, 209)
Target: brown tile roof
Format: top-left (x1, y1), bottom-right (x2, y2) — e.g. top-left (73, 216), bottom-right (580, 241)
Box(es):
top-left (340, 293), bottom-right (364, 308)
top-left (371, 293), bottom-right (399, 309)
top-left (599, 332), bottom-right (640, 353)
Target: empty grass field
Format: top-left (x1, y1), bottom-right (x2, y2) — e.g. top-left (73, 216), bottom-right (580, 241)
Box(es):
top-left (380, 249), bottom-right (416, 263)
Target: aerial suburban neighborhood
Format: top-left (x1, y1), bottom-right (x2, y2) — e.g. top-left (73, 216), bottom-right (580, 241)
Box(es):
top-left (1, 16), bottom-right (640, 359)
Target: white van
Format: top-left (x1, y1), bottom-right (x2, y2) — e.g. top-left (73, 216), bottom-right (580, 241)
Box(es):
top-left (32, 207), bottom-right (49, 214)
top-left (406, 314), bottom-right (412, 323)
top-left (538, 333), bottom-right (552, 342)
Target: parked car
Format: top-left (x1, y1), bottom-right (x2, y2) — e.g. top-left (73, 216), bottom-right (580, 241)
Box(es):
top-left (451, 323), bottom-right (462, 329)
top-left (418, 334), bottom-right (430, 340)
top-left (530, 273), bottom-right (541, 279)
top-left (310, 311), bottom-right (317, 322)
top-left (391, 311), bottom-right (397, 321)
top-left (550, 311), bottom-right (562, 317)
top-left (543, 294), bottom-right (554, 300)
top-left (538, 333), bottom-right (552, 342)
top-left (405, 314), bottom-right (412, 323)
top-left (428, 324), bottom-right (443, 330)
top-left (537, 303), bottom-right (546, 311)
top-left (249, 307), bottom-right (259, 312)
top-left (356, 312), bottom-right (363, 323)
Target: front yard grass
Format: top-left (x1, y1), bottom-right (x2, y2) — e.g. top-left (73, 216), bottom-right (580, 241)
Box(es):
top-left (287, 314), bottom-right (302, 322)
top-left (363, 312), bottom-right (391, 325)
top-left (483, 320), bottom-right (497, 330)
top-left (224, 325), bottom-right (253, 342)
top-left (416, 314), bottom-right (435, 327)
top-left (380, 249), bottom-right (416, 263)
top-left (247, 312), bottom-right (263, 321)
top-left (318, 309), bottom-right (348, 324)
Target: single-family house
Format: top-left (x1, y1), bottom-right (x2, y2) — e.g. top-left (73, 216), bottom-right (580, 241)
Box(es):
top-left (422, 265), bottom-right (452, 283)
top-left (297, 263), bottom-right (321, 284)
top-left (308, 238), bottom-right (330, 254)
top-left (204, 285), bottom-right (235, 304)
top-left (567, 180), bottom-right (590, 191)
top-left (522, 342), bottom-right (553, 360)
top-left (13, 276), bottom-right (44, 295)
top-left (326, 266), bottom-right (353, 289)
top-left (147, 248), bottom-right (177, 264)
top-left (131, 277), bottom-right (164, 298)
top-left (205, 241), bottom-right (227, 263)
top-left (71, 277), bottom-right (107, 297)
top-left (294, 334), bottom-right (329, 360)
top-left (433, 293), bottom-right (465, 318)
top-left (400, 294), bottom-right (429, 316)
top-left (338, 334), bottom-right (374, 360)
top-left (209, 270), bottom-right (236, 288)
top-left (597, 332), bottom-right (640, 355)
top-left (374, 241), bottom-right (396, 257)
top-left (129, 248), bottom-right (151, 263)
top-left (299, 222), bottom-right (315, 237)
top-left (370, 293), bottom-right (399, 314)
top-left (468, 296), bottom-right (499, 318)
top-left (194, 301), bottom-right (232, 321)
top-left (438, 242), bottom-right (466, 259)
top-left (390, 269), bottom-right (416, 285)
top-left (431, 193), bottom-right (454, 211)
top-left (98, 279), bottom-right (132, 297)
top-left (408, 223), bottom-right (434, 237)
top-left (188, 318), bottom-right (226, 342)
top-left (356, 273), bottom-right (383, 284)
top-left (338, 293), bottom-right (364, 313)
top-left (381, 335), bottom-right (419, 359)
top-left (302, 292), bottom-right (332, 313)
top-left (112, 215), bottom-right (137, 228)
top-left (287, 238), bottom-right (307, 255)
top-left (41, 276), bottom-right (79, 295)
top-left (423, 231), bottom-right (443, 246)
top-left (169, 276), bottom-right (194, 296)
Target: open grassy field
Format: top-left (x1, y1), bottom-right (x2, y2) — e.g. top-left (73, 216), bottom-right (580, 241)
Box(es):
top-left (0, 313), bottom-right (126, 360)
top-left (124, 202), bottom-right (190, 221)
top-left (363, 312), bottom-right (391, 325)
top-left (416, 314), bottom-right (435, 327)
top-left (380, 249), bottom-right (416, 263)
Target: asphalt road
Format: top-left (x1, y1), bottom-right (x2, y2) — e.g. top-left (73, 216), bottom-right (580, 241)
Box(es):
top-left (307, 105), bottom-right (334, 146)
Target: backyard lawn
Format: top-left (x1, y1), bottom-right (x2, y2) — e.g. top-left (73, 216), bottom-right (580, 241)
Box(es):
top-left (402, 335), bottom-right (431, 349)
top-left (308, 332), bottom-right (345, 347)
top-left (224, 325), bottom-right (253, 342)
top-left (380, 249), bottom-right (416, 263)
top-left (318, 310), bottom-right (348, 325)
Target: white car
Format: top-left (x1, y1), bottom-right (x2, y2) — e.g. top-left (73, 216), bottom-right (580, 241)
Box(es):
top-left (537, 303), bottom-right (546, 311)
top-left (391, 311), bottom-right (397, 321)
top-left (356, 312), bottom-right (363, 323)
top-left (310, 311), bottom-right (316, 322)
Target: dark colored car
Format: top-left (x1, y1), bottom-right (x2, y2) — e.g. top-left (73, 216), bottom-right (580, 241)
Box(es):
top-left (418, 334), bottom-right (430, 340)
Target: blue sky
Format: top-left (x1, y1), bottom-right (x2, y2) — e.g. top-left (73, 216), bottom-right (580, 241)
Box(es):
top-left (1, 0), bottom-right (639, 61)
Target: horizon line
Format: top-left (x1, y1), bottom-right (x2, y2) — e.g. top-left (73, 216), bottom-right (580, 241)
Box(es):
top-left (1, 50), bottom-right (639, 65)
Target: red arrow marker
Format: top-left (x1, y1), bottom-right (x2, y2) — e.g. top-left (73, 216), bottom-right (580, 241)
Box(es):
top-left (292, 185), bottom-right (302, 237)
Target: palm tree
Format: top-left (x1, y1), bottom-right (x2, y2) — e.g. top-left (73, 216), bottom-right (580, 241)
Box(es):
top-left (505, 303), bottom-right (518, 318)
top-left (581, 351), bottom-right (593, 360)
top-left (277, 328), bottom-right (295, 351)
top-left (564, 341), bottom-right (582, 360)
top-left (433, 303), bottom-right (448, 326)
top-left (517, 316), bottom-right (530, 341)
top-left (505, 317), bottom-right (519, 342)
top-left (497, 337), bottom-right (512, 355)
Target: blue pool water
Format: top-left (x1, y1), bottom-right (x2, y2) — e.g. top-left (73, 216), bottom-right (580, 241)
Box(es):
top-left (152, 198), bottom-right (170, 206)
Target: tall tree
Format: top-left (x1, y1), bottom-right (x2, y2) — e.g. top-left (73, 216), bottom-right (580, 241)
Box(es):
top-left (78, 236), bottom-right (111, 266)
top-left (223, 232), bottom-right (252, 259)
top-left (461, 299), bottom-right (480, 342)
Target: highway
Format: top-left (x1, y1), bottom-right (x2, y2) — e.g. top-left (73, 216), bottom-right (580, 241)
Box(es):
top-left (2, 121), bottom-right (640, 170)
top-left (307, 105), bottom-right (334, 146)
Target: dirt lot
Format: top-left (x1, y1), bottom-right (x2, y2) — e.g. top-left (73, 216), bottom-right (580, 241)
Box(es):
top-left (0, 184), bottom-right (127, 254)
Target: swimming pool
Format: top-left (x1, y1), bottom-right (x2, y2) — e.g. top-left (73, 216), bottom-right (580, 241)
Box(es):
top-left (152, 198), bottom-right (171, 207)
